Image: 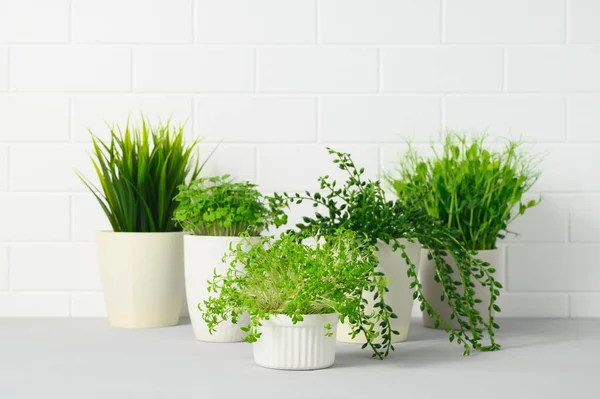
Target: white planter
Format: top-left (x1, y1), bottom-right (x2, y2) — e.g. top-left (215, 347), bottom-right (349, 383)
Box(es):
top-left (95, 231), bottom-right (185, 329)
top-left (253, 313), bottom-right (338, 370)
top-left (336, 239), bottom-right (421, 344)
top-left (184, 235), bottom-right (256, 342)
top-left (419, 248), bottom-right (501, 329)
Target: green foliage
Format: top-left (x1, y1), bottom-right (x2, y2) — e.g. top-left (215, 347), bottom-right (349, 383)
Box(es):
top-left (387, 133), bottom-right (542, 250)
top-left (285, 148), bottom-right (501, 355)
top-left (201, 229), bottom-right (398, 359)
top-left (76, 117), bottom-right (204, 233)
top-left (173, 175), bottom-right (288, 236)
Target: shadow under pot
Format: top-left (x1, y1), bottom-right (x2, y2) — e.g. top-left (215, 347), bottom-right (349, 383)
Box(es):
top-left (254, 313), bottom-right (339, 370)
top-left (336, 239), bottom-right (421, 344)
top-left (95, 231), bottom-right (185, 329)
top-left (418, 248), bottom-right (501, 329)
top-left (184, 235), bottom-right (259, 342)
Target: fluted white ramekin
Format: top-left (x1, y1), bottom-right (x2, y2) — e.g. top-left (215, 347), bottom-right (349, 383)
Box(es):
top-left (253, 313), bottom-right (338, 370)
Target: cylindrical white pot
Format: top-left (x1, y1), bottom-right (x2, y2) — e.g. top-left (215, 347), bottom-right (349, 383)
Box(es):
top-left (336, 239), bottom-right (421, 344)
top-left (96, 231), bottom-right (185, 329)
top-left (184, 235), bottom-right (256, 342)
top-left (419, 248), bottom-right (501, 329)
top-left (253, 313), bottom-right (338, 370)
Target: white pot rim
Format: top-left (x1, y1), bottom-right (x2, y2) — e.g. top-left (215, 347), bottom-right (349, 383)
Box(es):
top-left (184, 234), bottom-right (260, 240)
top-left (261, 313), bottom-right (339, 327)
top-left (96, 230), bottom-right (184, 236)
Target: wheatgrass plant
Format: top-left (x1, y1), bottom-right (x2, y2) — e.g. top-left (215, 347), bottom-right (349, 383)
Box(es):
top-left (387, 133), bottom-right (542, 250)
top-left (77, 116), bottom-right (204, 233)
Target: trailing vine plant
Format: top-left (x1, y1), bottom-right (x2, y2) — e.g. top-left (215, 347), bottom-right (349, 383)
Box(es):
top-left (284, 148), bottom-right (502, 355)
top-left (201, 229), bottom-right (397, 359)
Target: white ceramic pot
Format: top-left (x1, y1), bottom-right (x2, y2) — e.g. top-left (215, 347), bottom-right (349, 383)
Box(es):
top-left (253, 313), bottom-right (338, 370)
top-left (95, 231), bottom-right (185, 329)
top-left (184, 235), bottom-right (256, 342)
top-left (336, 239), bottom-right (421, 344)
top-left (419, 248), bottom-right (501, 329)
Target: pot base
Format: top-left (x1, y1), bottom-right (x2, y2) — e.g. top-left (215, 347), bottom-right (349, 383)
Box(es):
top-left (253, 314), bottom-right (338, 370)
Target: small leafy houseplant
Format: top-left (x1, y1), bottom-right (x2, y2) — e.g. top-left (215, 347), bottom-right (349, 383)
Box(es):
top-left (173, 175), bottom-right (288, 237)
top-left (173, 175), bottom-right (288, 342)
top-left (387, 133), bottom-right (541, 329)
top-left (202, 229), bottom-right (396, 369)
top-left (285, 148), bottom-right (501, 355)
top-left (76, 116), bottom-right (203, 329)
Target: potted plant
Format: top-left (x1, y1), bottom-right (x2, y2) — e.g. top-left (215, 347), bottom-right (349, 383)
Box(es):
top-left (387, 133), bottom-right (541, 329)
top-left (287, 148), bottom-right (501, 355)
top-left (202, 229), bottom-right (395, 370)
top-left (76, 117), bottom-right (204, 328)
top-left (173, 175), bottom-right (287, 342)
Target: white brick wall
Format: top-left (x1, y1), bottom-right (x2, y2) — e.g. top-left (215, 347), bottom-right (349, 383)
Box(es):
top-left (0, 0), bottom-right (598, 318)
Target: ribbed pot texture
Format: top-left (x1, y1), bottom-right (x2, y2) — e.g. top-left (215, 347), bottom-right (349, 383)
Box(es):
top-left (419, 248), bottom-right (500, 329)
top-left (184, 235), bottom-right (257, 342)
top-left (95, 231), bottom-right (185, 329)
top-left (337, 239), bottom-right (421, 344)
top-left (253, 313), bottom-right (339, 370)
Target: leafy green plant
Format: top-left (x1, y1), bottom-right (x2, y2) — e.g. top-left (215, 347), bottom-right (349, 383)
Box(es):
top-left (201, 229), bottom-right (398, 359)
top-left (173, 175), bottom-right (288, 236)
top-left (284, 148), bottom-right (501, 355)
top-left (387, 133), bottom-right (542, 250)
top-left (76, 117), bottom-right (205, 233)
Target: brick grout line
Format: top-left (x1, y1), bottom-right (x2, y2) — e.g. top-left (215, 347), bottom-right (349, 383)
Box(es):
top-left (376, 48), bottom-right (382, 93)
top-left (6, 245), bottom-right (11, 292)
top-left (129, 48), bottom-right (134, 92)
top-left (503, 48), bottom-right (508, 92)
top-left (315, 0), bottom-right (320, 44)
top-left (69, 0), bottom-right (74, 44)
top-left (315, 96), bottom-right (321, 142)
top-left (565, 95), bottom-right (571, 142)
top-left (254, 48), bottom-right (259, 93)
top-left (191, 0), bottom-right (196, 43)
top-left (5, 48), bottom-right (10, 93)
top-left (440, 0), bottom-right (446, 44)
top-left (565, 0), bottom-right (570, 44)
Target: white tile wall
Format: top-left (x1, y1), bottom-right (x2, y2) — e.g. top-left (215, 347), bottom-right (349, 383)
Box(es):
top-left (445, 95), bottom-right (566, 142)
top-left (73, 0), bottom-right (193, 44)
top-left (0, 95), bottom-right (70, 142)
top-left (0, 0), bottom-right (70, 44)
top-left (0, 0), bottom-right (598, 318)
top-left (258, 48), bottom-right (378, 93)
top-left (381, 48), bottom-right (504, 92)
top-left (133, 47), bottom-right (255, 92)
top-left (196, 0), bottom-right (316, 44)
top-left (445, 0), bottom-right (565, 44)
top-left (318, 0), bottom-right (440, 44)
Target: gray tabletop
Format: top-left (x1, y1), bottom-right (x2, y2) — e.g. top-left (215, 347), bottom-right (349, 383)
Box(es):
top-left (1, 318), bottom-right (598, 399)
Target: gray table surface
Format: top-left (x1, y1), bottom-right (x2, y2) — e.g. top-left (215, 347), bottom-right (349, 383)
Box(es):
top-left (0, 318), bottom-right (598, 399)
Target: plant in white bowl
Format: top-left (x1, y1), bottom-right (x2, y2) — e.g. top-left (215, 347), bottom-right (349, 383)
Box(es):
top-left (388, 132), bottom-right (542, 330)
top-left (173, 175), bottom-right (287, 342)
top-left (76, 117), bottom-right (203, 329)
top-left (202, 229), bottom-right (396, 370)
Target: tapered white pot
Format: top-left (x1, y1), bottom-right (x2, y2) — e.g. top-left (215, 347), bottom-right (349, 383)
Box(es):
top-left (336, 239), bottom-right (421, 344)
top-left (184, 235), bottom-right (257, 342)
top-left (253, 313), bottom-right (338, 370)
top-left (96, 231), bottom-right (185, 329)
top-left (419, 248), bottom-right (500, 329)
